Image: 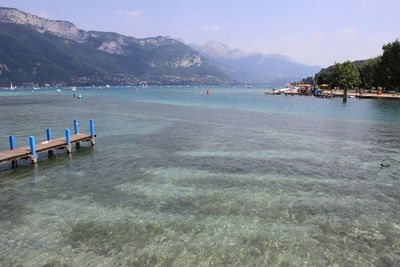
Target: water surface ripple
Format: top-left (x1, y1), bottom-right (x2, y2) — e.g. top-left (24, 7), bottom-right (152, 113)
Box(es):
top-left (0, 87), bottom-right (399, 266)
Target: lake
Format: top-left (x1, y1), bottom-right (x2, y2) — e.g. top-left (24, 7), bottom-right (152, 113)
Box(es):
top-left (0, 86), bottom-right (399, 266)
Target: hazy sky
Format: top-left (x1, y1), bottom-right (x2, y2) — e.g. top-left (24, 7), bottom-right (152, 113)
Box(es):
top-left (1, 0), bottom-right (399, 67)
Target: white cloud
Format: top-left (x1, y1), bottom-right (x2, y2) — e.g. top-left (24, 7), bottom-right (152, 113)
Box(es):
top-left (126, 10), bottom-right (142, 18)
top-left (199, 25), bottom-right (220, 33)
top-left (113, 10), bottom-right (144, 20)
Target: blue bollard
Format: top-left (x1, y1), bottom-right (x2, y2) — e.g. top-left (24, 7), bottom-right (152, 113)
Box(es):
top-left (65, 129), bottom-right (71, 144)
top-left (73, 120), bottom-right (79, 135)
top-left (65, 129), bottom-right (72, 153)
top-left (29, 136), bottom-right (37, 161)
top-left (90, 119), bottom-right (95, 137)
top-left (46, 128), bottom-right (54, 157)
top-left (9, 136), bottom-right (16, 150)
top-left (46, 128), bottom-right (52, 141)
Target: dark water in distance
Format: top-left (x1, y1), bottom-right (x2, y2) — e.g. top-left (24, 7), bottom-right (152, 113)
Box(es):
top-left (0, 86), bottom-right (399, 266)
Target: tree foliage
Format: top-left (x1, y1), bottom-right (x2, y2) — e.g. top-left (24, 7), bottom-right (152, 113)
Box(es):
top-left (315, 71), bottom-right (332, 85)
top-left (379, 40), bottom-right (400, 90)
top-left (315, 61), bottom-right (360, 89)
top-left (358, 57), bottom-right (380, 88)
top-left (331, 61), bottom-right (361, 88)
top-left (314, 40), bottom-right (400, 90)
top-left (299, 76), bottom-right (315, 85)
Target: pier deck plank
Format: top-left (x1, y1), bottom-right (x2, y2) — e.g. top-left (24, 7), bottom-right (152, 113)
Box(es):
top-left (0, 134), bottom-right (92, 163)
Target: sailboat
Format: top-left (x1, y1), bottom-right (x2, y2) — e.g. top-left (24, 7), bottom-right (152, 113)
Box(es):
top-left (9, 82), bottom-right (16, 90)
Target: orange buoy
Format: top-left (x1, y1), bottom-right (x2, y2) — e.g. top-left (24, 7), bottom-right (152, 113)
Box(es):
top-left (206, 90), bottom-right (211, 95)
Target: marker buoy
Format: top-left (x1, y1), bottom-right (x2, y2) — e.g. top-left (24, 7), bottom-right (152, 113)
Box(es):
top-left (206, 90), bottom-right (211, 95)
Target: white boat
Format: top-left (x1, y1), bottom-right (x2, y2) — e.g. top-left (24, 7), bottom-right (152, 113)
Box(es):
top-left (9, 82), bottom-right (16, 90)
top-left (278, 87), bottom-right (294, 93)
top-left (264, 89), bottom-right (281, 95)
top-left (56, 88), bottom-right (61, 92)
top-left (279, 87), bottom-right (299, 93)
top-left (70, 86), bottom-right (77, 91)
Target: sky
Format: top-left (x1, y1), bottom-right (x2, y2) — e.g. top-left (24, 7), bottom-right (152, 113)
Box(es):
top-left (0, 0), bottom-right (399, 67)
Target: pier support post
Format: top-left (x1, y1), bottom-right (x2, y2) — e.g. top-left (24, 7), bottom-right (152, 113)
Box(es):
top-left (9, 136), bottom-right (17, 168)
top-left (74, 120), bottom-right (80, 148)
top-left (343, 87), bottom-right (348, 102)
top-left (46, 128), bottom-right (52, 141)
top-left (9, 136), bottom-right (16, 150)
top-left (65, 129), bottom-right (72, 153)
top-left (46, 128), bottom-right (54, 157)
top-left (74, 119), bottom-right (79, 134)
top-left (89, 119), bottom-right (96, 146)
top-left (29, 136), bottom-right (37, 165)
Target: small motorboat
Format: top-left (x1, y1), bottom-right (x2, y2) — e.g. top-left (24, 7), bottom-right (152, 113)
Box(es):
top-left (264, 89), bottom-right (281, 95)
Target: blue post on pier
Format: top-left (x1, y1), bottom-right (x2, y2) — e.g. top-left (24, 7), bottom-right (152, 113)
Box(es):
top-left (9, 136), bottom-right (16, 150)
top-left (29, 136), bottom-right (37, 163)
top-left (46, 128), bottom-right (54, 156)
top-left (89, 119), bottom-right (95, 146)
top-left (9, 136), bottom-right (17, 167)
top-left (73, 119), bottom-right (79, 135)
top-left (65, 129), bottom-right (71, 144)
top-left (65, 129), bottom-right (72, 153)
top-left (46, 128), bottom-right (52, 141)
top-left (90, 119), bottom-right (95, 137)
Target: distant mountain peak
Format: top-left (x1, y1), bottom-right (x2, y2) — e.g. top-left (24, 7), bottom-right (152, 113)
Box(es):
top-left (0, 7), bottom-right (230, 86)
top-left (0, 7), bottom-right (87, 43)
top-left (191, 41), bottom-right (251, 59)
top-left (190, 40), bottom-right (321, 83)
top-left (0, 7), bottom-right (185, 53)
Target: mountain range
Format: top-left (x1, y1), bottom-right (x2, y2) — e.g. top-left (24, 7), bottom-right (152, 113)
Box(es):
top-left (0, 7), bottom-right (321, 87)
top-left (190, 41), bottom-right (321, 84)
top-left (0, 7), bottom-right (229, 86)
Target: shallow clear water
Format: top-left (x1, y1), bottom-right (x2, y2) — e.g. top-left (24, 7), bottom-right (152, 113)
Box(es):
top-left (0, 86), bottom-right (399, 266)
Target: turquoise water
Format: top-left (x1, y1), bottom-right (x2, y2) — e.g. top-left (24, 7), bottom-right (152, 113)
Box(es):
top-left (0, 86), bottom-right (400, 266)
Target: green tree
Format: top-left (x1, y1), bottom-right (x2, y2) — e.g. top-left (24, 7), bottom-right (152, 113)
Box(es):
top-left (379, 40), bottom-right (400, 90)
top-left (331, 61), bottom-right (361, 89)
top-left (315, 71), bottom-right (333, 86)
top-left (299, 76), bottom-right (315, 85)
top-left (358, 57), bottom-right (380, 89)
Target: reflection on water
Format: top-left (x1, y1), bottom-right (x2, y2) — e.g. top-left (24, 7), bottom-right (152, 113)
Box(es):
top-left (0, 87), bottom-right (400, 266)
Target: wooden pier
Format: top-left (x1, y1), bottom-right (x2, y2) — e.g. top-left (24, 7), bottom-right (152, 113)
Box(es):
top-left (0, 120), bottom-right (95, 168)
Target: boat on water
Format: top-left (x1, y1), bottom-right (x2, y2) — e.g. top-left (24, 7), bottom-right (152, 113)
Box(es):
top-left (70, 86), bottom-right (77, 91)
top-left (264, 89), bottom-right (281, 95)
top-left (8, 82), bottom-right (16, 90)
top-left (56, 88), bottom-right (61, 92)
top-left (264, 86), bottom-right (299, 95)
top-left (278, 87), bottom-right (299, 93)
